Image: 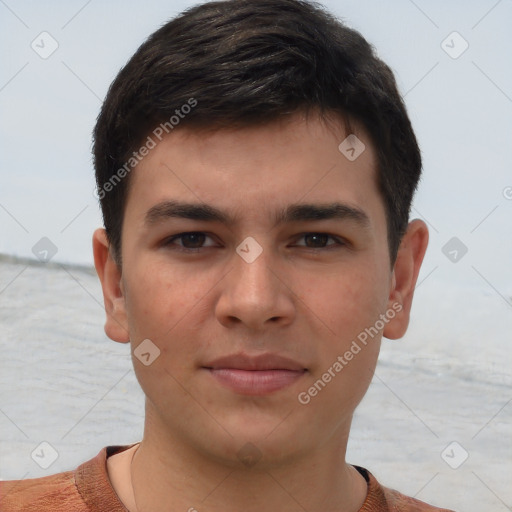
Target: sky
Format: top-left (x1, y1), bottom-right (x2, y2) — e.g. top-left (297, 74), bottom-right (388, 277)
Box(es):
top-left (0, 0), bottom-right (511, 294)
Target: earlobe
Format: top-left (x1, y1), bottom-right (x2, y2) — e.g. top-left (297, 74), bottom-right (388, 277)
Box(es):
top-left (92, 228), bottom-right (130, 343)
top-left (383, 219), bottom-right (429, 340)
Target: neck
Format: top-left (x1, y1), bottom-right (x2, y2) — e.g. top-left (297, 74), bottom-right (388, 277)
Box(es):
top-left (129, 410), bottom-right (368, 512)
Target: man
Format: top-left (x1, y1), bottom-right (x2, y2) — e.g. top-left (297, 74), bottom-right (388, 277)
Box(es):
top-left (0, 0), bottom-right (455, 510)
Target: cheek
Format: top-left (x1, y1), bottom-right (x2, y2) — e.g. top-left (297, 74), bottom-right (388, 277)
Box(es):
top-left (299, 263), bottom-right (389, 345)
top-left (123, 265), bottom-right (208, 404)
top-left (123, 261), bottom-right (210, 357)
top-left (297, 269), bottom-right (384, 420)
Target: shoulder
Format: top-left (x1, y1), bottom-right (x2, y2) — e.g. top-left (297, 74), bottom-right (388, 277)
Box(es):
top-left (0, 445), bottom-right (135, 512)
top-left (0, 468), bottom-right (82, 512)
top-left (378, 486), bottom-right (456, 512)
top-left (354, 465), bottom-right (456, 512)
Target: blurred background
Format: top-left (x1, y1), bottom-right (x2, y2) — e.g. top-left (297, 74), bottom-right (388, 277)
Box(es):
top-left (1, 1), bottom-right (511, 510)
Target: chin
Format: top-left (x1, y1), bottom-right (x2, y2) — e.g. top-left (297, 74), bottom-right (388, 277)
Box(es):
top-left (203, 436), bottom-right (310, 470)
top-left (190, 413), bottom-right (314, 469)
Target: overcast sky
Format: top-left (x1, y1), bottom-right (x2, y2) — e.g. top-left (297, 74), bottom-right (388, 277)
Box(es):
top-left (1, 0), bottom-right (511, 294)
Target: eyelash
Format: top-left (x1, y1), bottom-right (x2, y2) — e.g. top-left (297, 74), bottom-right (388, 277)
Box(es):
top-left (162, 231), bottom-right (347, 253)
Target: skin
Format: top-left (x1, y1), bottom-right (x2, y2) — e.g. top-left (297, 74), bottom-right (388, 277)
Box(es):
top-left (93, 111), bottom-right (429, 512)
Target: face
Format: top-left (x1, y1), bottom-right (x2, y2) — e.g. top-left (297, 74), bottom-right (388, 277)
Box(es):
top-left (95, 112), bottom-right (424, 467)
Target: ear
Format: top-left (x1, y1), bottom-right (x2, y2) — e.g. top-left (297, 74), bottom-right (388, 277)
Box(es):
top-left (383, 219), bottom-right (429, 340)
top-left (92, 228), bottom-right (130, 343)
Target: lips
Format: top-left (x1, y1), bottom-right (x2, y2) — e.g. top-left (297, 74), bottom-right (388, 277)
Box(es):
top-left (204, 353), bottom-right (306, 372)
top-left (202, 353), bottom-right (307, 395)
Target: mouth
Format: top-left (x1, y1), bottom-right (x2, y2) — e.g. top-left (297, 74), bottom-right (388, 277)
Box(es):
top-left (202, 353), bottom-right (307, 395)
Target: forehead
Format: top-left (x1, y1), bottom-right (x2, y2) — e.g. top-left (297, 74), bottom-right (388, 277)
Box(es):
top-left (123, 113), bottom-right (384, 230)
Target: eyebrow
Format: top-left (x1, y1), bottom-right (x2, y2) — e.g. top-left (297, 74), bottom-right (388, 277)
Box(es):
top-left (144, 200), bottom-right (371, 230)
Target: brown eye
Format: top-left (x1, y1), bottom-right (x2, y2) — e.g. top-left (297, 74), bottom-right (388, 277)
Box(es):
top-left (295, 233), bottom-right (344, 249)
top-left (178, 233), bottom-right (206, 248)
top-left (164, 232), bottom-right (217, 251)
top-left (303, 233), bottom-right (329, 248)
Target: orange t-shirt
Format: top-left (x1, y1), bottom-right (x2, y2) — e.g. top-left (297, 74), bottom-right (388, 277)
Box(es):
top-left (0, 444), bottom-right (455, 511)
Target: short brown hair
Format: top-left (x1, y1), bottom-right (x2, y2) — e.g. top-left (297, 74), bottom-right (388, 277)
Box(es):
top-left (93, 0), bottom-right (422, 267)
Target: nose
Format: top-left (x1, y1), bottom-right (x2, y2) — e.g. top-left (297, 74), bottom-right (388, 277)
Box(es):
top-left (215, 243), bottom-right (296, 331)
